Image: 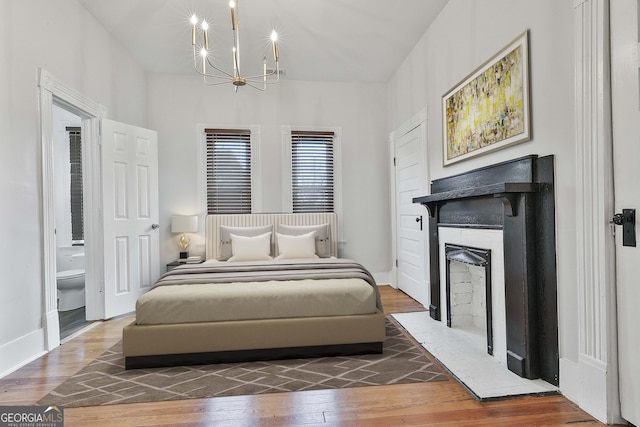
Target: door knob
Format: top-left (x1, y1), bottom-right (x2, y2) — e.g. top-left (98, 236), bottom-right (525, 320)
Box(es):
top-left (610, 213), bottom-right (625, 226)
top-left (610, 209), bottom-right (636, 247)
top-left (151, 223), bottom-right (160, 229)
top-left (416, 215), bottom-right (423, 231)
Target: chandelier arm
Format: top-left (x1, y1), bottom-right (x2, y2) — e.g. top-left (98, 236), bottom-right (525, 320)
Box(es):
top-left (202, 77), bottom-right (237, 86)
top-left (206, 56), bottom-right (235, 78)
top-left (244, 73), bottom-right (280, 84)
top-left (244, 81), bottom-right (267, 91)
top-left (243, 67), bottom-right (278, 80)
top-left (192, 61), bottom-right (234, 80)
top-left (244, 76), bottom-right (280, 85)
top-left (192, 44), bottom-right (236, 80)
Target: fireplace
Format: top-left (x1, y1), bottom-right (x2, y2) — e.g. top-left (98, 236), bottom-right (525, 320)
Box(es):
top-left (413, 155), bottom-right (558, 385)
top-left (445, 244), bottom-right (493, 355)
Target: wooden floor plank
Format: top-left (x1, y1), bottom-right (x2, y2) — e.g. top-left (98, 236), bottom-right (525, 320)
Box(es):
top-left (0, 285), bottom-right (621, 426)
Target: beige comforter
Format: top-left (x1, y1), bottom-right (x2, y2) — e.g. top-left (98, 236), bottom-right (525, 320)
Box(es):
top-left (136, 258), bottom-right (382, 325)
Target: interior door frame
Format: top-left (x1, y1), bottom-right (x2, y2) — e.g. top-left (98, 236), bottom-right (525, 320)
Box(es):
top-left (389, 108), bottom-right (428, 293)
top-left (573, 0), bottom-right (623, 423)
top-left (38, 68), bottom-right (106, 350)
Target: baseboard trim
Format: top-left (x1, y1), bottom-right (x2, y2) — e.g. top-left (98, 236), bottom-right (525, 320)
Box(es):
top-left (43, 309), bottom-right (60, 350)
top-left (560, 354), bottom-right (625, 425)
top-left (559, 357), bottom-right (580, 403)
top-left (0, 329), bottom-right (46, 379)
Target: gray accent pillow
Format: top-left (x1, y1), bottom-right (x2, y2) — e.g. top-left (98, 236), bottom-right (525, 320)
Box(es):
top-left (219, 225), bottom-right (273, 260)
top-left (277, 223), bottom-right (331, 257)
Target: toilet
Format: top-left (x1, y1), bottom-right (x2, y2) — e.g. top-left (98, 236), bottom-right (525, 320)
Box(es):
top-left (56, 253), bottom-right (85, 311)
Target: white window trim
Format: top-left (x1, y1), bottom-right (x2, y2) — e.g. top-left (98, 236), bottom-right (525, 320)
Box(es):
top-left (281, 125), bottom-right (343, 240)
top-left (197, 123), bottom-right (263, 215)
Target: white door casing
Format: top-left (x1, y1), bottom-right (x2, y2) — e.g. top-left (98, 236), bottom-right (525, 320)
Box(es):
top-left (38, 69), bottom-right (106, 348)
top-left (101, 119), bottom-right (160, 318)
top-left (610, 0), bottom-right (640, 424)
top-left (572, 1), bottom-right (623, 423)
top-left (393, 115), bottom-right (429, 307)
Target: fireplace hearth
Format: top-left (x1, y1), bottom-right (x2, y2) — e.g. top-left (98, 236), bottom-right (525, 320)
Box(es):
top-left (413, 155), bottom-right (558, 385)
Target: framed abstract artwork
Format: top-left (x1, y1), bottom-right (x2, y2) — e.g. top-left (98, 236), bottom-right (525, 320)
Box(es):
top-left (442, 31), bottom-right (530, 166)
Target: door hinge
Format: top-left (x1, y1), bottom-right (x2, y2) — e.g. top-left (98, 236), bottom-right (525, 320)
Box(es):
top-left (393, 157), bottom-right (396, 166)
top-left (395, 259), bottom-right (398, 268)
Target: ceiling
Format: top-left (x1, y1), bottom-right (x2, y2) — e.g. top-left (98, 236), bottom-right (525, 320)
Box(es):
top-left (77, 0), bottom-right (449, 83)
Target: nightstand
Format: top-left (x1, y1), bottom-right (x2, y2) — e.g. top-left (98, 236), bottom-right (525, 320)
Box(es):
top-left (166, 260), bottom-right (204, 272)
top-left (166, 261), bottom-right (183, 272)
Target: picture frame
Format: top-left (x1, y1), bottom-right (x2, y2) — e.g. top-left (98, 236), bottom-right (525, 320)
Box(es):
top-left (442, 30), bottom-right (530, 166)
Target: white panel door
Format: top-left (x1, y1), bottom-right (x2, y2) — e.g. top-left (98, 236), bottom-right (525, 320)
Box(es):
top-left (611, 1), bottom-right (640, 424)
top-left (394, 124), bottom-right (428, 306)
top-left (101, 119), bottom-right (160, 318)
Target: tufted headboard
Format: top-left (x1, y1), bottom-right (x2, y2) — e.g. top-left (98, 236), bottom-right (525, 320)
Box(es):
top-left (205, 213), bottom-right (338, 260)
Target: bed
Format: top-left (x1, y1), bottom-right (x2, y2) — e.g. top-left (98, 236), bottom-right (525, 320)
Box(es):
top-left (122, 213), bottom-right (386, 369)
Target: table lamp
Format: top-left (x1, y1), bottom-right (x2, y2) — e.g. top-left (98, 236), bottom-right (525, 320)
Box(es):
top-left (171, 215), bottom-right (198, 261)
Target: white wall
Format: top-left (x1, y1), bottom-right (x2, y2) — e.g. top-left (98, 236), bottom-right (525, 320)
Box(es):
top-left (147, 75), bottom-right (392, 277)
top-left (387, 0), bottom-right (579, 405)
top-left (0, 0), bottom-right (147, 376)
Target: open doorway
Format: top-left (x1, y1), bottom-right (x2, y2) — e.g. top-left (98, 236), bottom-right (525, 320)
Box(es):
top-left (52, 104), bottom-right (92, 340)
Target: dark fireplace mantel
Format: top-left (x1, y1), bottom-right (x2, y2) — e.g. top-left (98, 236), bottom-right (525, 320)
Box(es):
top-left (413, 155), bottom-right (558, 385)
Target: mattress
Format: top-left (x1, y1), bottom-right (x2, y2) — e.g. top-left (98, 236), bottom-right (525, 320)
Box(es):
top-left (135, 277), bottom-right (377, 325)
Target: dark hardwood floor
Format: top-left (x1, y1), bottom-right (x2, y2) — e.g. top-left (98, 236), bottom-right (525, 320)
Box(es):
top-left (59, 306), bottom-right (93, 341)
top-left (0, 285), bottom-right (622, 426)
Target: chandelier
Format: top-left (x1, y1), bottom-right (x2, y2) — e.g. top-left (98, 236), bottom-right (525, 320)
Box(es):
top-left (190, 0), bottom-right (280, 90)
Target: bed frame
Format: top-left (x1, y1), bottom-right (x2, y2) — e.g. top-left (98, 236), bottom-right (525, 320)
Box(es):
top-left (123, 213), bottom-right (385, 369)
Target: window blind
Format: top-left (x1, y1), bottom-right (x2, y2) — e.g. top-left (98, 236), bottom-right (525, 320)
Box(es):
top-left (67, 127), bottom-right (84, 243)
top-left (291, 130), bottom-right (335, 213)
top-left (205, 128), bottom-right (252, 214)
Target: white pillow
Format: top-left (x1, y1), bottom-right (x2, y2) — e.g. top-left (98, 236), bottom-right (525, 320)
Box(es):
top-left (218, 225), bottom-right (273, 260)
top-left (277, 223), bottom-right (331, 257)
top-left (227, 232), bottom-right (273, 262)
top-left (275, 231), bottom-right (319, 260)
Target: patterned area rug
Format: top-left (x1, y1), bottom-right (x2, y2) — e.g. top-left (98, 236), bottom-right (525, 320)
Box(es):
top-left (39, 319), bottom-right (448, 408)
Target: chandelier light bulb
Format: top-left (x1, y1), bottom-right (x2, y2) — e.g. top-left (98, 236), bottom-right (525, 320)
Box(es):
top-left (229, 1), bottom-right (236, 30)
top-left (190, 14), bottom-right (198, 45)
top-left (271, 30), bottom-right (279, 62)
top-left (201, 20), bottom-right (209, 49)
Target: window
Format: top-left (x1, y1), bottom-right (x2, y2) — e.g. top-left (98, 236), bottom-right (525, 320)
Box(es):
top-left (205, 128), bottom-right (252, 214)
top-left (67, 126), bottom-right (83, 243)
top-left (290, 130), bottom-right (335, 213)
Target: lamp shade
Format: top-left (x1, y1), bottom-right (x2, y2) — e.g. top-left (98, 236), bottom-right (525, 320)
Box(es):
top-left (171, 215), bottom-right (198, 233)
